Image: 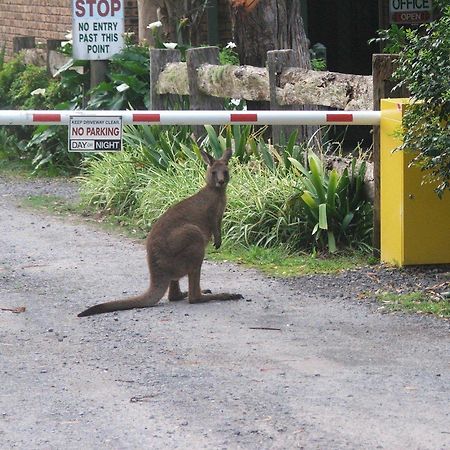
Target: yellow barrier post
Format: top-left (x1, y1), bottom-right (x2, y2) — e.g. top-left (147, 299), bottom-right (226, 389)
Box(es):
top-left (380, 98), bottom-right (450, 266)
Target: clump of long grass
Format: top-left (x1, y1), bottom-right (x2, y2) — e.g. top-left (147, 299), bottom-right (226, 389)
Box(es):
top-left (79, 147), bottom-right (152, 216)
top-left (225, 160), bottom-right (306, 249)
top-left (135, 160), bottom-right (204, 230)
top-left (135, 158), bottom-right (307, 250)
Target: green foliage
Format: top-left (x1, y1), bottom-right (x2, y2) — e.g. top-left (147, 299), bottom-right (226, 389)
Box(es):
top-left (88, 44), bottom-right (151, 110)
top-left (311, 58), bottom-right (326, 71)
top-left (377, 291), bottom-right (450, 318)
top-left (0, 51), bottom-right (87, 173)
top-left (219, 46), bottom-right (240, 65)
top-left (223, 161), bottom-right (303, 250)
top-left (9, 65), bottom-right (49, 109)
top-left (80, 148), bottom-right (150, 217)
top-left (25, 124), bottom-right (81, 174)
top-left (288, 152), bottom-right (372, 253)
top-left (123, 124), bottom-right (198, 171)
top-left (368, 23), bottom-right (408, 54)
top-left (214, 245), bottom-right (371, 277)
top-left (394, 6), bottom-right (450, 196)
top-left (0, 54), bottom-right (26, 108)
top-left (80, 132), bottom-right (373, 254)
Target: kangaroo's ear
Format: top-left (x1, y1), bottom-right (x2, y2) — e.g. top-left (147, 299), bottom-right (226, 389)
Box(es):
top-left (221, 148), bottom-right (233, 163)
top-left (200, 150), bottom-right (215, 166)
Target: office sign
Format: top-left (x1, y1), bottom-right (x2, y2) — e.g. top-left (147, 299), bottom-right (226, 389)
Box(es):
top-left (390, 0), bottom-right (433, 24)
top-left (72, 0), bottom-right (124, 60)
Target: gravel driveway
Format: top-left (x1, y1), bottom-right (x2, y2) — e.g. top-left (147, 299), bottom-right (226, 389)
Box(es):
top-left (0, 175), bottom-right (449, 449)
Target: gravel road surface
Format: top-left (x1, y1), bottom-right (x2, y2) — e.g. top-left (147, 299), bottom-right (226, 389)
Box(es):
top-left (0, 176), bottom-right (449, 449)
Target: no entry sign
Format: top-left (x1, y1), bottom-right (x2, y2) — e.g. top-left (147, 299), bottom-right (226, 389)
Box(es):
top-left (390, 0), bottom-right (433, 24)
top-left (69, 116), bottom-right (122, 152)
top-left (72, 0), bottom-right (124, 60)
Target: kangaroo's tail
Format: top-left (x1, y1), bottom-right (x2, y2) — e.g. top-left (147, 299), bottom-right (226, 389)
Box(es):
top-left (78, 283), bottom-right (168, 317)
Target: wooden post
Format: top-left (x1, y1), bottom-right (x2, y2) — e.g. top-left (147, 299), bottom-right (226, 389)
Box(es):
top-left (149, 48), bottom-right (181, 110)
top-left (267, 49), bottom-right (320, 147)
top-left (90, 60), bottom-right (108, 89)
top-left (186, 46), bottom-right (223, 138)
top-left (267, 49), bottom-right (299, 145)
top-left (12, 36), bottom-right (35, 53)
top-left (372, 53), bottom-right (409, 255)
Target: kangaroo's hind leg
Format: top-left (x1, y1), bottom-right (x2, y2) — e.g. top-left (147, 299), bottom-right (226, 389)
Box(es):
top-left (188, 266), bottom-right (243, 304)
top-left (168, 281), bottom-right (186, 301)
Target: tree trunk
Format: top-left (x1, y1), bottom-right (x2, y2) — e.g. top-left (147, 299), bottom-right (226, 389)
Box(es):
top-left (230, 0), bottom-right (317, 144)
top-left (231, 0), bottom-right (310, 70)
top-left (137, 1), bottom-right (208, 46)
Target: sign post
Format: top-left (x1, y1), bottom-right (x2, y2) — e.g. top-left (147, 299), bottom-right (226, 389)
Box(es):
top-left (72, 0), bottom-right (125, 60)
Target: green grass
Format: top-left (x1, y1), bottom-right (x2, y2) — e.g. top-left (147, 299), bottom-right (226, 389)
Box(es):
top-left (376, 291), bottom-right (450, 318)
top-left (21, 195), bottom-right (77, 212)
top-left (21, 194), bottom-right (148, 239)
top-left (0, 153), bottom-right (35, 177)
top-left (208, 244), bottom-right (372, 276)
top-left (0, 152), bottom-right (68, 178)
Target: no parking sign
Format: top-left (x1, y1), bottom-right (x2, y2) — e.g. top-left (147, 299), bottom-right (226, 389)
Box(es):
top-left (69, 116), bottom-right (122, 152)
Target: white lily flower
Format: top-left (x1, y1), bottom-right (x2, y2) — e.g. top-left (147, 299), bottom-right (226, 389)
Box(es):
top-left (226, 42), bottom-right (236, 49)
top-left (31, 88), bottom-right (46, 96)
top-left (163, 42), bottom-right (177, 49)
top-left (116, 83), bottom-right (130, 93)
top-left (147, 21), bottom-right (162, 30)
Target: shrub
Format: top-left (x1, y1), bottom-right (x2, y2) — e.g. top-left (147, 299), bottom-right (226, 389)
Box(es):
top-left (394, 4), bottom-right (450, 196)
top-left (9, 65), bottom-right (49, 109)
top-left (0, 54), bottom-right (26, 108)
top-left (288, 152), bottom-right (372, 253)
top-left (87, 43), bottom-right (151, 110)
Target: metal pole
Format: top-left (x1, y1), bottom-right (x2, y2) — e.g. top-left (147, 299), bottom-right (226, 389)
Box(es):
top-left (0, 110), bottom-right (382, 126)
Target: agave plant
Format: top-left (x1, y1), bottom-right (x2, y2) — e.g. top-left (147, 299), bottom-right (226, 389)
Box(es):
top-left (288, 152), bottom-right (372, 253)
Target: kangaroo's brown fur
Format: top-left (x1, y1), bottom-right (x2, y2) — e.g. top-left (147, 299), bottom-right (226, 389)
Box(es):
top-left (78, 148), bottom-right (242, 317)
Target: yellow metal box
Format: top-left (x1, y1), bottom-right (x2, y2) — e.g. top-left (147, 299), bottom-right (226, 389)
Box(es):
top-left (380, 98), bottom-right (450, 265)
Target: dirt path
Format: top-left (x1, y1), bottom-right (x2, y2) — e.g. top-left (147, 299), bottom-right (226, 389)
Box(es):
top-left (0, 177), bottom-right (449, 449)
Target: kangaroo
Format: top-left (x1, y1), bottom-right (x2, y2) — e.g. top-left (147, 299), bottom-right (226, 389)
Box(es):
top-left (78, 148), bottom-right (242, 317)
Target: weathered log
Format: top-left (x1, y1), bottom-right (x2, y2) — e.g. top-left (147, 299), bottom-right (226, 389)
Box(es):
top-left (279, 69), bottom-right (373, 110)
top-left (156, 62), bottom-right (189, 96)
top-left (198, 64), bottom-right (269, 101)
top-left (157, 61), bottom-right (373, 110)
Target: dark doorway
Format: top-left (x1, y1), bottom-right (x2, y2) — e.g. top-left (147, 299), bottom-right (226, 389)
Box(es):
top-left (307, 0), bottom-right (379, 75)
top-left (306, 0), bottom-right (380, 150)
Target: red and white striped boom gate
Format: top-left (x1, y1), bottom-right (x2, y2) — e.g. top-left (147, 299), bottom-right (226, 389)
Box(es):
top-left (0, 110), bottom-right (381, 126)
